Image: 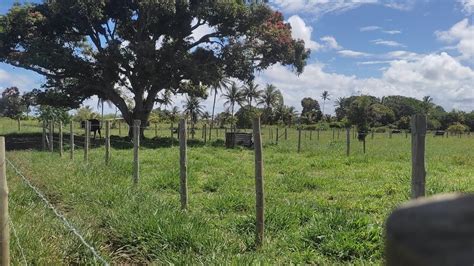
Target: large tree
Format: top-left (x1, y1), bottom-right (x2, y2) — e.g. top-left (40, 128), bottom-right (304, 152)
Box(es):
top-left (0, 1), bottom-right (309, 136)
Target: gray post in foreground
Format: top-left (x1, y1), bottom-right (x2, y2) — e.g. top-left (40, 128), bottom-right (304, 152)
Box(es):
top-left (385, 193), bottom-right (474, 265)
top-left (346, 127), bottom-right (350, 156)
top-left (84, 121), bottom-right (90, 163)
top-left (59, 121), bottom-right (63, 157)
top-left (133, 120), bottom-right (141, 184)
top-left (179, 119), bottom-right (188, 210)
top-left (0, 137), bottom-right (9, 266)
top-left (253, 117), bottom-right (264, 248)
top-left (105, 120), bottom-right (111, 165)
top-left (411, 114), bottom-right (427, 199)
top-left (70, 122), bottom-right (74, 160)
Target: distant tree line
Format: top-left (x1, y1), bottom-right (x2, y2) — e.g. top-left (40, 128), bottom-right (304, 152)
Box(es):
top-left (0, 85), bottom-right (472, 136)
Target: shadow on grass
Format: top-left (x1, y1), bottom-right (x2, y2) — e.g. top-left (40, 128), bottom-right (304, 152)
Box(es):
top-left (2, 132), bottom-right (225, 151)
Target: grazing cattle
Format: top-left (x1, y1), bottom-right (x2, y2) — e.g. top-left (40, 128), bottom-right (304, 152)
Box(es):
top-left (81, 119), bottom-right (101, 139)
top-left (391, 129), bottom-right (402, 134)
top-left (434, 130), bottom-right (445, 136)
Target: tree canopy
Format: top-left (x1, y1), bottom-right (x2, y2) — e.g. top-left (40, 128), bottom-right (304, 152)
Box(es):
top-left (0, 0), bottom-right (309, 134)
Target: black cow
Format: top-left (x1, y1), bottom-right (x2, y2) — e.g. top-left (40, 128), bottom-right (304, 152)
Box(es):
top-left (434, 130), bottom-right (445, 136)
top-left (391, 129), bottom-right (402, 134)
top-left (81, 119), bottom-right (101, 139)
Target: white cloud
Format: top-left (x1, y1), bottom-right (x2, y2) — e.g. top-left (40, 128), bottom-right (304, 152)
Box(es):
top-left (458, 0), bottom-right (474, 14)
top-left (272, 0), bottom-right (414, 18)
top-left (0, 69), bottom-right (42, 91)
top-left (383, 0), bottom-right (416, 11)
top-left (435, 19), bottom-right (474, 60)
top-left (360, 25), bottom-right (382, 32)
top-left (191, 19), bottom-right (216, 42)
top-left (272, 0), bottom-right (378, 18)
top-left (382, 30), bottom-right (402, 34)
top-left (255, 52), bottom-right (474, 113)
top-left (287, 15), bottom-right (321, 50)
top-left (338, 50), bottom-right (371, 58)
top-left (371, 39), bottom-right (406, 47)
top-left (320, 36), bottom-right (342, 50)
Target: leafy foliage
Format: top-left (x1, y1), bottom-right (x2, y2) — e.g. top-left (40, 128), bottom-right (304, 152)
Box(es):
top-left (0, 1), bottom-right (309, 128)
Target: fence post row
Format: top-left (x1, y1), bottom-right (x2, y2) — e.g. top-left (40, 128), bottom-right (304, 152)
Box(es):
top-left (297, 128), bottom-right (302, 153)
top-left (70, 121), bottom-right (74, 160)
top-left (346, 127), bottom-right (350, 156)
top-left (0, 137), bottom-right (9, 266)
top-left (411, 114), bottom-right (427, 199)
top-left (105, 120), bottom-right (111, 165)
top-left (252, 117), bottom-right (264, 248)
top-left (84, 121), bottom-right (90, 163)
top-left (49, 120), bottom-right (54, 152)
top-left (59, 121), bottom-right (63, 157)
top-left (179, 119), bottom-right (188, 210)
top-left (133, 120), bottom-right (141, 184)
top-left (42, 120), bottom-right (47, 151)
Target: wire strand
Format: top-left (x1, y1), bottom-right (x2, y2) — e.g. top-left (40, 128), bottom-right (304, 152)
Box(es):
top-left (6, 159), bottom-right (109, 266)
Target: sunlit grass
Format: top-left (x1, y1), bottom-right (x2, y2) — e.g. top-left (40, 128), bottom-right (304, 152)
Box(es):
top-left (4, 119), bottom-right (474, 264)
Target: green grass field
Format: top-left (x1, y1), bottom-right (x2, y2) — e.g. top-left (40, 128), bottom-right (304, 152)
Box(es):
top-left (3, 118), bottom-right (474, 264)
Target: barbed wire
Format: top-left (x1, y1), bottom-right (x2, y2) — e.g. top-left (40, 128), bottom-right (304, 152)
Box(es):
top-left (9, 217), bottom-right (28, 266)
top-left (6, 158), bottom-right (109, 266)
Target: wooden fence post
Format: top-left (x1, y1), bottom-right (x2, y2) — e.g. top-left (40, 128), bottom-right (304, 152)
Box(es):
top-left (179, 119), bottom-right (188, 210)
top-left (346, 127), bottom-right (350, 156)
top-left (0, 137), bottom-right (9, 266)
top-left (411, 114), bottom-right (426, 199)
top-left (118, 121), bottom-right (122, 136)
top-left (133, 120), bottom-right (141, 183)
top-left (42, 120), bottom-right (47, 151)
top-left (317, 128), bottom-right (320, 140)
top-left (70, 122), bottom-right (74, 160)
top-left (332, 128), bottom-right (335, 140)
top-left (105, 120), bottom-right (111, 165)
top-left (284, 128), bottom-right (287, 140)
top-left (371, 130), bottom-right (374, 140)
top-left (276, 128), bottom-right (279, 144)
top-left (49, 120), bottom-right (54, 152)
top-left (297, 128), bottom-right (302, 153)
top-left (154, 123), bottom-right (158, 138)
top-left (204, 124), bottom-right (207, 144)
top-left (253, 117), bottom-right (264, 248)
top-left (17, 118), bottom-right (20, 132)
top-left (59, 121), bottom-right (63, 157)
top-left (84, 121), bottom-right (90, 163)
top-left (310, 129), bottom-right (312, 140)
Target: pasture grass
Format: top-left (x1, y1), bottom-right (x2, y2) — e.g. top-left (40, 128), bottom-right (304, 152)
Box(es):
top-left (3, 118), bottom-right (474, 264)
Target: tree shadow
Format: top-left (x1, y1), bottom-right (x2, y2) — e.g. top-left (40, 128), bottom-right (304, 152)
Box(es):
top-left (2, 132), bottom-right (225, 151)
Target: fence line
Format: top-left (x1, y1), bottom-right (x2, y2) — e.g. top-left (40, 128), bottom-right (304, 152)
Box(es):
top-left (6, 158), bottom-right (109, 266)
top-left (9, 217), bottom-right (27, 265)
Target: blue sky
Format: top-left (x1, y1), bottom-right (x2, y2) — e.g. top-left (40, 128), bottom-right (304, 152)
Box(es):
top-left (0, 0), bottom-right (473, 115)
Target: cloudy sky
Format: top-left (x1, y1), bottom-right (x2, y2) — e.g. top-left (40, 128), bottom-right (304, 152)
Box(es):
top-left (0, 0), bottom-right (473, 115)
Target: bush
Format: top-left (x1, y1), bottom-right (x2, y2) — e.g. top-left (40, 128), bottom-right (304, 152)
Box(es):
top-left (447, 123), bottom-right (469, 134)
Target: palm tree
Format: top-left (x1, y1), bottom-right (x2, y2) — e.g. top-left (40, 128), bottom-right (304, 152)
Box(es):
top-left (183, 96), bottom-right (205, 139)
top-left (160, 90), bottom-right (173, 111)
top-left (169, 106), bottom-right (180, 123)
top-left (242, 81), bottom-right (262, 108)
top-left (422, 95), bottom-right (433, 115)
top-left (221, 82), bottom-right (243, 129)
top-left (321, 90), bottom-right (330, 116)
top-left (258, 84), bottom-right (283, 109)
top-left (209, 77), bottom-right (231, 139)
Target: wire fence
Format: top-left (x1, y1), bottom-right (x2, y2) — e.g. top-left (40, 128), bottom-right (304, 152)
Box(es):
top-left (6, 158), bottom-right (109, 266)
